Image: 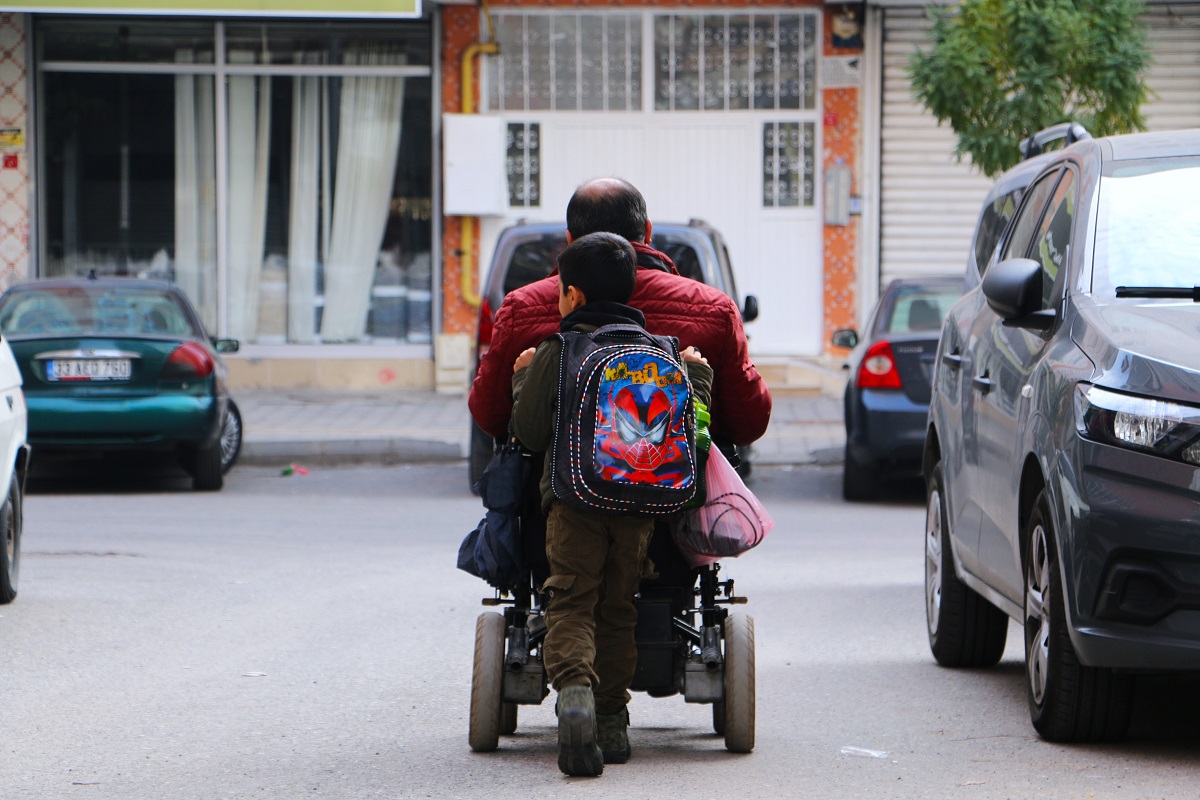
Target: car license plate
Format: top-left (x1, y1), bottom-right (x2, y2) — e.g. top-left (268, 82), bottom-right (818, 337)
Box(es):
top-left (46, 358), bottom-right (132, 382)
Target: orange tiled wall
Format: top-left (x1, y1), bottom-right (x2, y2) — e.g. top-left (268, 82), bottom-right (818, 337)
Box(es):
top-left (822, 5), bottom-right (860, 355)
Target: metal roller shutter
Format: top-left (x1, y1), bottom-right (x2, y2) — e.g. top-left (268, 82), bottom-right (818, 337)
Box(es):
top-left (879, 7), bottom-right (993, 285)
top-left (878, 3), bottom-right (1200, 287)
top-left (1143, 4), bottom-right (1200, 131)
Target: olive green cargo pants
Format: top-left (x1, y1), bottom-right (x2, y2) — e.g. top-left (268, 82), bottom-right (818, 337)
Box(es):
top-left (540, 501), bottom-right (653, 716)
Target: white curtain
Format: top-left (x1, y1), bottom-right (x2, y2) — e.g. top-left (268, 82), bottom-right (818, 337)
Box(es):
top-left (174, 50), bottom-right (217, 331)
top-left (287, 66), bottom-right (321, 343)
top-left (318, 50), bottom-right (406, 342)
top-left (227, 50), bottom-right (272, 343)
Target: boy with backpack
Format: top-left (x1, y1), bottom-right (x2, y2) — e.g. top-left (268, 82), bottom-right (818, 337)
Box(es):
top-left (511, 231), bottom-right (713, 778)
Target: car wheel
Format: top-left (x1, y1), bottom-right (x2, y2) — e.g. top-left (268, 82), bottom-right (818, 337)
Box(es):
top-left (220, 400), bottom-right (243, 474)
top-left (1024, 489), bottom-right (1133, 742)
top-left (187, 442), bottom-right (224, 492)
top-left (469, 612), bottom-right (505, 752)
top-left (842, 443), bottom-right (879, 501)
top-left (468, 422), bottom-right (495, 496)
top-left (0, 474), bottom-right (21, 604)
top-left (925, 462), bottom-right (1007, 667)
top-left (722, 613), bottom-right (755, 753)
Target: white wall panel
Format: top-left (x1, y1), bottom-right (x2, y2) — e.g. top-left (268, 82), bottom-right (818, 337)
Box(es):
top-left (479, 114), bottom-right (823, 355)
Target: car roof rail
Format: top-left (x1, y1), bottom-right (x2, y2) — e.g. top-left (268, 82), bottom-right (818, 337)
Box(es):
top-left (1020, 122), bottom-right (1092, 160)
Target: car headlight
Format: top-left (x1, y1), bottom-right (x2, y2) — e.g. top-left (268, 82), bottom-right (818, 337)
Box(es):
top-left (1075, 385), bottom-right (1200, 466)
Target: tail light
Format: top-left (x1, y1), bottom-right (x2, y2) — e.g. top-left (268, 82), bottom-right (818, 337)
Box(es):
top-left (163, 342), bottom-right (215, 379)
top-left (477, 297), bottom-right (494, 348)
top-left (857, 341), bottom-right (902, 389)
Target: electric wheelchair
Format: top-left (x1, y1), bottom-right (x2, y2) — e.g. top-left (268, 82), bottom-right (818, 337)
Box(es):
top-left (466, 467), bottom-right (757, 755)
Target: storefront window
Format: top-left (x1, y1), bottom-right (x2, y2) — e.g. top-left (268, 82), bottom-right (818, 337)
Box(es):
top-left (38, 19), bottom-right (433, 346)
top-left (38, 18), bottom-right (215, 63)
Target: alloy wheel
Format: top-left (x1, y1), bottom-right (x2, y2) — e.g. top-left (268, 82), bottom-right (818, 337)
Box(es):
top-left (1026, 521), bottom-right (1051, 706)
top-left (925, 486), bottom-right (943, 637)
top-left (220, 406), bottom-right (242, 471)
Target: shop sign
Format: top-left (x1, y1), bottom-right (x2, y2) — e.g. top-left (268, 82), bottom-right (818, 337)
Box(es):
top-left (0, 0), bottom-right (419, 17)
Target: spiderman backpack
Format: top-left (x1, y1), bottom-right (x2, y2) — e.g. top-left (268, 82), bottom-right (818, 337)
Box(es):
top-left (550, 323), bottom-right (698, 515)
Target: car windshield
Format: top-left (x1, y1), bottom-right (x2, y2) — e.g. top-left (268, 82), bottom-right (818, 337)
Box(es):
top-left (1092, 158), bottom-right (1200, 295)
top-left (0, 285), bottom-right (200, 338)
top-left (882, 284), bottom-right (962, 334)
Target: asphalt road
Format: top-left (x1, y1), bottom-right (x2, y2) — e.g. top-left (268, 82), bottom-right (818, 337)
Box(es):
top-left (3, 462), bottom-right (1200, 799)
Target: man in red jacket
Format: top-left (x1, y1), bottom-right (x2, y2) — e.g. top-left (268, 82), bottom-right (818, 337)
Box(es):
top-left (469, 177), bottom-right (771, 447)
top-left (468, 177), bottom-right (771, 763)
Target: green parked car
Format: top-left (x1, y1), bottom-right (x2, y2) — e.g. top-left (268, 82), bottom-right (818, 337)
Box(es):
top-left (0, 276), bottom-right (241, 491)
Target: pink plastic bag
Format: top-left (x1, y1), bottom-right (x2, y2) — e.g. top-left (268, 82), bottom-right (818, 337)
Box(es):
top-left (672, 446), bottom-right (774, 568)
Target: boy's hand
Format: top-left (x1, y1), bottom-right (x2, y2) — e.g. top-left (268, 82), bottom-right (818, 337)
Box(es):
top-left (680, 346), bottom-right (709, 365)
top-left (514, 347), bottom-right (536, 371)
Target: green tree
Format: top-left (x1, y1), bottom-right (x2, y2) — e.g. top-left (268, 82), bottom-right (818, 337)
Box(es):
top-left (909, 0), bottom-right (1151, 177)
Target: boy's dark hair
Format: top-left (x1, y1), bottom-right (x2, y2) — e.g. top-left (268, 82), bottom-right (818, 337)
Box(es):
top-left (558, 232), bottom-right (637, 305)
top-left (566, 178), bottom-right (648, 243)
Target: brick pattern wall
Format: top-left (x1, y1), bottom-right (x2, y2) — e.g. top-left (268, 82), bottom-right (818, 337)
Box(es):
top-left (0, 13), bottom-right (28, 289)
top-left (822, 4), bottom-right (860, 353)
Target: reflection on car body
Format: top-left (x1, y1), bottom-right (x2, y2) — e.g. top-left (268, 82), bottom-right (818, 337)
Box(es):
top-left (924, 126), bottom-right (1200, 743)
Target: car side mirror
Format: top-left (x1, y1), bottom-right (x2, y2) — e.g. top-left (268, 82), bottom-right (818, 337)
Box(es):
top-left (982, 258), bottom-right (1056, 331)
top-left (742, 295), bottom-right (759, 323)
top-left (831, 328), bottom-right (858, 349)
top-left (215, 338), bottom-right (240, 353)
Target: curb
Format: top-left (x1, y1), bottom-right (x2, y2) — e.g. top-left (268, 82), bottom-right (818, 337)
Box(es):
top-left (240, 438), bottom-right (466, 467)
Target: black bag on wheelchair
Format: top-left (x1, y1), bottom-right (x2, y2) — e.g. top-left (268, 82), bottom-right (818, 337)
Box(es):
top-left (457, 438), bottom-right (535, 591)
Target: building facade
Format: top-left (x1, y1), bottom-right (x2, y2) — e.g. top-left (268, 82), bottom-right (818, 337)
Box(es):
top-left (1, 1), bottom-right (1196, 392)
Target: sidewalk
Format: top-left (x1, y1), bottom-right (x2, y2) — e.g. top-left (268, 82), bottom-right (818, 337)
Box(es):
top-left (235, 384), bottom-right (846, 469)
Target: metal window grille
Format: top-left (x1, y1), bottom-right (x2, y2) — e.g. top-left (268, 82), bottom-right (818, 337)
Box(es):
top-left (506, 122), bottom-right (541, 208)
top-left (763, 121), bottom-right (815, 207)
top-left (489, 13), bottom-right (642, 112)
top-left (654, 12), bottom-right (817, 112)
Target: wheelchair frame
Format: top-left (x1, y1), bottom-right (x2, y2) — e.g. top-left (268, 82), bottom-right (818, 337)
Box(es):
top-left (468, 562), bottom-right (755, 754)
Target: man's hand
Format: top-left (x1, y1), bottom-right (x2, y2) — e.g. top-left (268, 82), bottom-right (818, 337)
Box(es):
top-left (514, 347), bottom-right (537, 372)
top-left (680, 345), bottom-right (709, 366)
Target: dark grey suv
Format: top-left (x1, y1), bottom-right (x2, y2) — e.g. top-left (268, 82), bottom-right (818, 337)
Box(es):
top-left (470, 219), bottom-right (758, 488)
top-left (924, 127), bottom-right (1200, 742)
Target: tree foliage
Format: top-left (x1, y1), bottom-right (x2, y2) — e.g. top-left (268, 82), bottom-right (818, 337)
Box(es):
top-left (908, 0), bottom-right (1151, 177)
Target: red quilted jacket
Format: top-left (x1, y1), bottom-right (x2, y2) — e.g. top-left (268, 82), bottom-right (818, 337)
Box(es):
top-left (469, 243), bottom-right (772, 446)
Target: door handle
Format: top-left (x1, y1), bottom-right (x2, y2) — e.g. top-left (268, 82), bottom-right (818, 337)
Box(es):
top-left (941, 351), bottom-right (963, 370)
top-left (973, 371), bottom-right (993, 394)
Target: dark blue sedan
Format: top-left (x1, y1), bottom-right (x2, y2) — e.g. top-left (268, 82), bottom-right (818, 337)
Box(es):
top-left (832, 276), bottom-right (963, 501)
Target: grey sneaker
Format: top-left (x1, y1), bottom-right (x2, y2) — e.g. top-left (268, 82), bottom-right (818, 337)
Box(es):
top-left (596, 708), bottom-right (631, 764)
top-left (557, 685), bottom-right (603, 777)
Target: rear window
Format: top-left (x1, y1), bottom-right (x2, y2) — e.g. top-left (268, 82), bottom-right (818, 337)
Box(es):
top-left (499, 231), bottom-right (710, 294)
top-left (881, 284), bottom-right (962, 334)
top-left (0, 286), bottom-right (199, 338)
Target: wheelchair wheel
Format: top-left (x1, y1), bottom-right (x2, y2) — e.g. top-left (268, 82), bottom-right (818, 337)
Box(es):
top-left (469, 612), bottom-right (505, 752)
top-left (723, 614), bottom-right (756, 753)
top-left (500, 702), bottom-right (518, 735)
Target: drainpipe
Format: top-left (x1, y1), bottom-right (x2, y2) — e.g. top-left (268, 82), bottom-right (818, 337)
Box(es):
top-left (457, 0), bottom-right (499, 308)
